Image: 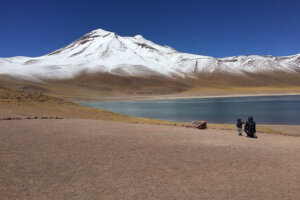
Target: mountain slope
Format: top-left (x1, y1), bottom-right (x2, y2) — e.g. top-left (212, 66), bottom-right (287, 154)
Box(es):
top-left (1, 28), bottom-right (299, 82)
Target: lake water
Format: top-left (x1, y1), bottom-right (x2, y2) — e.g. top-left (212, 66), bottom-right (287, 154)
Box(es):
top-left (80, 95), bottom-right (300, 125)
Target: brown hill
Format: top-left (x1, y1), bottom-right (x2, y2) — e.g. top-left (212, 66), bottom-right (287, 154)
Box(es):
top-left (1, 71), bottom-right (300, 100)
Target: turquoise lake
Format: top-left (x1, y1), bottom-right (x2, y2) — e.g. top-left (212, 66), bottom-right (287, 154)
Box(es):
top-left (80, 95), bottom-right (300, 125)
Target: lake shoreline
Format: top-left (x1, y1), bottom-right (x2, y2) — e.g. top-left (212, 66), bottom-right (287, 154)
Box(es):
top-left (74, 92), bottom-right (300, 103)
top-left (1, 87), bottom-right (299, 137)
top-left (80, 94), bottom-right (300, 129)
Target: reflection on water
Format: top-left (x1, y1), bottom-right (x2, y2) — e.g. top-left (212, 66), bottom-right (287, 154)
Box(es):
top-left (80, 95), bottom-right (300, 125)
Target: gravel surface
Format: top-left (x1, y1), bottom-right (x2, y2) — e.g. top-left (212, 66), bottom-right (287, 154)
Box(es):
top-left (1, 119), bottom-right (299, 200)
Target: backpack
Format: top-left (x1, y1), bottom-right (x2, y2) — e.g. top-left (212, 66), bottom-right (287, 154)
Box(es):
top-left (249, 121), bottom-right (256, 133)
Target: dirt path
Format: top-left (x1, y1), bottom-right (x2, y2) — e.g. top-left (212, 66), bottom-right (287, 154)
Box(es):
top-left (1, 119), bottom-right (300, 200)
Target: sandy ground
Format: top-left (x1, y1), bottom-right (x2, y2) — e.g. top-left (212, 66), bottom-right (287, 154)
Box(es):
top-left (1, 119), bottom-right (300, 200)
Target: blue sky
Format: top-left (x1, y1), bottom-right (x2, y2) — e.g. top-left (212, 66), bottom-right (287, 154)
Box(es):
top-left (1, 0), bottom-right (300, 58)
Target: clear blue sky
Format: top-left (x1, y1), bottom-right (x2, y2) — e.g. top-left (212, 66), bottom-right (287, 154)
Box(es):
top-left (1, 0), bottom-right (300, 58)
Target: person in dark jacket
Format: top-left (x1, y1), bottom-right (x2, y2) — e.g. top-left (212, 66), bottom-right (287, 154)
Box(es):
top-left (236, 118), bottom-right (245, 136)
top-left (244, 116), bottom-right (257, 138)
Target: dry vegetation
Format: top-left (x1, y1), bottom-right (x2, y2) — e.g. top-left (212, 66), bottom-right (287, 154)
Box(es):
top-left (0, 86), bottom-right (299, 136)
top-left (0, 86), bottom-right (182, 125)
top-left (1, 71), bottom-right (300, 137)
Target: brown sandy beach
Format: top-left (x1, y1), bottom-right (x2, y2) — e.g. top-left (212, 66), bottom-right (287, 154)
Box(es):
top-left (1, 119), bottom-right (300, 200)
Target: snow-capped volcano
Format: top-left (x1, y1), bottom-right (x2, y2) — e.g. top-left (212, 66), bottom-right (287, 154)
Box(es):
top-left (0, 28), bottom-right (299, 81)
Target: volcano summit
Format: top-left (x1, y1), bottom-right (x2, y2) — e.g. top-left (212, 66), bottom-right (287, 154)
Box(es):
top-left (1, 28), bottom-right (299, 82)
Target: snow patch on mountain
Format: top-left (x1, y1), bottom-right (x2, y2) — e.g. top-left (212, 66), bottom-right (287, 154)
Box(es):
top-left (0, 28), bottom-right (299, 81)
